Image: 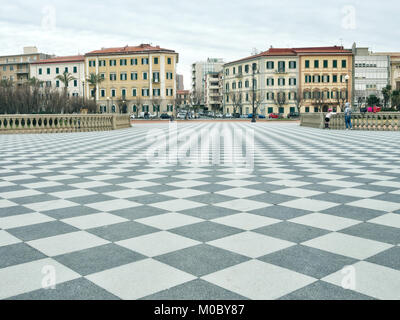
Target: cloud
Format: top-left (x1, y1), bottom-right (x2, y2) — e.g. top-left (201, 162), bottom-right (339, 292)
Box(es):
top-left (0, 0), bottom-right (399, 89)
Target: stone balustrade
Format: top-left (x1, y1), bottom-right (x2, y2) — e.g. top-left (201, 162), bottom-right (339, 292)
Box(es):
top-left (0, 114), bottom-right (131, 134)
top-left (301, 112), bottom-right (400, 131)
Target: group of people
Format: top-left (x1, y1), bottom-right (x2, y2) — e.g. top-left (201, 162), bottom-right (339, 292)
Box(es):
top-left (324, 102), bottom-right (353, 130)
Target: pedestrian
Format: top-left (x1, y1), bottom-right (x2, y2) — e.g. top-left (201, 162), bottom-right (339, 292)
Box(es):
top-left (344, 102), bottom-right (352, 130)
top-left (325, 108), bottom-right (336, 129)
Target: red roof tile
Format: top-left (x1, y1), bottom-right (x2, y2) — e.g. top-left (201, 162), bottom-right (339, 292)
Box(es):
top-left (86, 44), bottom-right (176, 56)
top-left (177, 90), bottom-right (190, 95)
top-left (31, 55), bottom-right (84, 65)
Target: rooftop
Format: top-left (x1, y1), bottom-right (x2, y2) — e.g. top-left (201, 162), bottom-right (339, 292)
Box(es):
top-left (31, 55), bottom-right (84, 65)
top-left (85, 44), bottom-right (177, 56)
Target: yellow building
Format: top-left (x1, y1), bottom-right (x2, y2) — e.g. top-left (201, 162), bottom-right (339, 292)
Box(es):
top-left (0, 47), bottom-right (53, 86)
top-left (297, 46), bottom-right (353, 112)
top-left (85, 44), bottom-right (179, 114)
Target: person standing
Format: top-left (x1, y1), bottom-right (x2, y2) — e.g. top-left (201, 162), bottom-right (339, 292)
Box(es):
top-left (344, 102), bottom-right (352, 130)
top-left (325, 109), bottom-right (336, 129)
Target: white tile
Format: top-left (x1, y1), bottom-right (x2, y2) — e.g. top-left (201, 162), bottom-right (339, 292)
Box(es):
top-left (302, 232), bottom-right (393, 260)
top-left (208, 232), bottom-right (294, 258)
top-left (22, 181), bottom-right (62, 189)
top-left (348, 199), bottom-right (400, 212)
top-left (215, 199), bottom-right (272, 212)
top-left (105, 189), bottom-right (151, 199)
top-left (0, 189), bottom-right (42, 199)
top-left (87, 174), bottom-right (120, 181)
top-left (174, 173), bottom-right (209, 180)
top-left (215, 188), bottom-right (264, 199)
top-left (272, 188), bottom-right (322, 198)
top-left (268, 180), bottom-right (311, 188)
top-left (117, 231), bottom-right (200, 257)
top-left (371, 181), bottom-right (400, 188)
top-left (86, 199), bottom-right (141, 212)
top-left (167, 180), bottom-right (209, 188)
top-left (43, 175), bottom-right (78, 181)
top-left (263, 173), bottom-right (303, 180)
top-left (212, 213), bottom-right (280, 230)
top-left (0, 213), bottom-right (54, 229)
top-left (319, 180), bottom-right (362, 188)
top-left (136, 213), bottom-right (204, 230)
top-left (119, 181), bottom-right (159, 189)
top-left (150, 199), bottom-right (206, 212)
top-left (368, 213), bottom-right (400, 229)
top-left (0, 181), bottom-right (15, 188)
top-left (357, 174), bottom-right (395, 181)
top-left (24, 199), bottom-right (79, 212)
top-left (310, 173), bottom-right (348, 180)
top-left (202, 260), bottom-right (316, 300)
top-left (62, 213), bottom-right (129, 230)
top-left (0, 230), bottom-right (22, 247)
top-left (289, 213), bottom-right (361, 231)
top-left (331, 188), bottom-right (383, 198)
top-left (2, 175), bottom-right (36, 181)
top-left (217, 180), bottom-right (260, 187)
top-left (0, 199), bottom-right (17, 209)
top-left (218, 173), bottom-right (255, 180)
top-left (281, 198), bottom-right (339, 212)
top-left (0, 258), bottom-right (80, 300)
top-left (159, 189), bottom-right (207, 199)
top-left (27, 231), bottom-right (110, 256)
top-left (70, 181), bottom-right (110, 189)
top-left (322, 261), bottom-right (400, 300)
top-left (86, 259), bottom-right (196, 300)
top-left (49, 189), bottom-right (97, 199)
top-left (131, 174), bottom-right (166, 180)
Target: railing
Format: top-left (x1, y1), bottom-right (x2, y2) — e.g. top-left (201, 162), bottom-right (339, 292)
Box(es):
top-left (301, 112), bottom-right (400, 131)
top-left (0, 114), bottom-right (131, 134)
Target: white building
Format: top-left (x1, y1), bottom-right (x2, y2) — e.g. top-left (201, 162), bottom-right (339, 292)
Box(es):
top-left (352, 44), bottom-right (390, 107)
top-left (30, 55), bottom-right (85, 97)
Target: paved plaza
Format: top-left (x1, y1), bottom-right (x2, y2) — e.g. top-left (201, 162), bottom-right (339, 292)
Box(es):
top-left (0, 122), bottom-right (399, 300)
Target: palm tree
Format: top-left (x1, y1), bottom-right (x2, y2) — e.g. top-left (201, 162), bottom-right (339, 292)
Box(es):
top-left (55, 72), bottom-right (76, 96)
top-left (86, 73), bottom-right (104, 103)
top-left (28, 77), bottom-right (43, 88)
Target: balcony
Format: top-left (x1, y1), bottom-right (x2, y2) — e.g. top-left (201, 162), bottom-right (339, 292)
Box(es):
top-left (152, 78), bottom-right (160, 84)
top-left (275, 68), bottom-right (287, 74)
top-left (16, 69), bottom-right (29, 74)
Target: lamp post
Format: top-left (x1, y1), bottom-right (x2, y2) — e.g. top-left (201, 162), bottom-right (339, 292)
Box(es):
top-left (345, 74), bottom-right (350, 109)
top-left (251, 63), bottom-right (259, 123)
top-left (107, 97), bottom-right (110, 114)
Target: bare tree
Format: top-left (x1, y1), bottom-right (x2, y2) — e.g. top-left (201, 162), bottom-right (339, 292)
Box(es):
top-left (274, 91), bottom-right (286, 113)
top-left (229, 91), bottom-right (242, 115)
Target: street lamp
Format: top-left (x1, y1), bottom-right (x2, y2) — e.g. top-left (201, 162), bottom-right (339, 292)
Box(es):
top-left (345, 74), bottom-right (350, 108)
top-left (107, 97), bottom-right (110, 114)
top-left (251, 63), bottom-right (259, 123)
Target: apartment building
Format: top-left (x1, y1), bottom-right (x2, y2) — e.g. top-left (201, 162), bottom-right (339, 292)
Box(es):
top-left (0, 47), bottom-right (53, 85)
top-left (176, 90), bottom-right (190, 109)
top-left (176, 74), bottom-right (184, 91)
top-left (85, 44), bottom-right (179, 114)
top-left (204, 72), bottom-right (223, 113)
top-left (223, 48), bottom-right (300, 116)
top-left (374, 52), bottom-right (400, 91)
top-left (191, 58), bottom-right (224, 106)
top-left (30, 55), bottom-right (85, 97)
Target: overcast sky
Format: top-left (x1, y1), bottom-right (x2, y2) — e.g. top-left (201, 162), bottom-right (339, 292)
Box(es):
top-left (1, 0), bottom-right (399, 88)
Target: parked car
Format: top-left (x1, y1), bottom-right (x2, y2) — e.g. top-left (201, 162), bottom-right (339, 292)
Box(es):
top-left (248, 114), bottom-right (266, 119)
top-left (258, 114), bottom-right (266, 119)
top-left (225, 113), bottom-right (233, 118)
top-left (215, 113), bottom-right (223, 118)
top-left (269, 113), bottom-right (282, 119)
top-left (177, 112), bottom-right (187, 119)
top-left (160, 113), bottom-right (171, 119)
top-left (287, 112), bottom-right (300, 119)
top-left (233, 113), bottom-right (241, 118)
top-left (130, 114), bottom-right (135, 120)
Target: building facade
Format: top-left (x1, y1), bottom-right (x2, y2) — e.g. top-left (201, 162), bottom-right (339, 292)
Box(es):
top-left (176, 90), bottom-right (190, 109)
top-left (352, 45), bottom-right (390, 107)
top-left (85, 44), bottom-right (179, 114)
top-left (297, 46), bottom-right (354, 113)
top-left (191, 58), bottom-right (224, 105)
top-left (204, 72), bottom-right (223, 113)
top-left (176, 74), bottom-right (184, 91)
top-left (0, 47), bottom-right (53, 86)
top-left (30, 56), bottom-right (85, 97)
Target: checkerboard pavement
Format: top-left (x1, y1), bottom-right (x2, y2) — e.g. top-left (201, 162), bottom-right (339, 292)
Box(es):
top-left (0, 122), bottom-right (400, 300)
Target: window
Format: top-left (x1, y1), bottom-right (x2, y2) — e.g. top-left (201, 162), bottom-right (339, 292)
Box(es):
top-left (289, 78), bottom-right (296, 86)
top-left (323, 60), bottom-right (328, 68)
top-left (153, 88), bottom-right (160, 96)
top-left (110, 60), bottom-right (117, 66)
top-left (132, 88), bottom-right (137, 97)
top-left (333, 75), bottom-right (338, 83)
top-left (313, 75), bottom-right (320, 83)
top-left (153, 72), bottom-right (160, 82)
top-left (305, 75), bottom-right (312, 83)
top-left (342, 60), bottom-right (347, 68)
top-left (46, 81), bottom-right (51, 87)
top-left (74, 80), bottom-right (77, 87)
top-left (167, 57), bottom-right (172, 64)
top-left (120, 73), bottom-right (127, 81)
top-left (89, 60), bottom-right (96, 67)
top-left (226, 83), bottom-right (229, 91)
top-left (111, 89), bottom-right (116, 97)
top-left (333, 60), bottom-right (338, 68)
top-left (143, 72), bottom-right (148, 80)
top-left (131, 72), bottom-right (138, 80)
top-left (232, 82), bottom-right (236, 90)
top-left (39, 68), bottom-right (42, 75)
top-left (289, 61), bottom-right (296, 69)
top-left (225, 69), bottom-right (229, 76)
top-left (154, 57), bottom-right (159, 64)
top-left (120, 59), bottom-right (127, 66)
top-left (266, 61), bottom-right (274, 69)
top-left (305, 107), bottom-right (310, 112)
top-left (73, 66), bottom-right (77, 73)
top-left (245, 65), bottom-right (249, 73)
top-left (10, 66), bottom-right (13, 71)
top-left (238, 66), bottom-right (242, 74)
top-left (65, 67), bottom-right (68, 73)
top-left (142, 58), bottom-right (149, 65)
top-left (305, 60), bottom-right (310, 68)
top-left (314, 107), bottom-right (319, 112)
top-left (233, 67), bottom-right (236, 75)
top-left (278, 61), bottom-right (285, 72)
top-left (245, 80), bottom-right (249, 88)
top-left (56, 67), bottom-right (59, 74)
top-left (131, 58), bottom-right (138, 65)
top-left (142, 88), bottom-right (149, 96)
top-left (47, 68), bottom-right (50, 75)
top-left (55, 80), bottom-right (59, 88)
top-left (268, 107), bottom-right (274, 113)
top-left (99, 60), bottom-right (106, 67)
top-left (2, 66), bottom-right (5, 71)
top-left (238, 81), bottom-right (242, 89)
top-left (132, 105), bottom-right (137, 113)
top-left (100, 73), bottom-right (105, 80)
top-left (278, 78), bottom-right (285, 86)
top-left (121, 89), bottom-right (126, 98)
top-left (166, 88), bottom-right (173, 96)
top-left (110, 73), bottom-right (117, 81)
top-left (166, 72), bottom-right (173, 80)
top-left (314, 60), bottom-right (319, 68)
top-left (100, 89), bottom-right (105, 97)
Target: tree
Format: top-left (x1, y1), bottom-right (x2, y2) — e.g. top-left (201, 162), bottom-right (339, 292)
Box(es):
top-left (274, 91), bottom-right (286, 113)
top-left (229, 91), bottom-right (242, 115)
top-left (312, 91), bottom-right (325, 112)
top-left (391, 90), bottom-right (400, 109)
top-left (382, 85), bottom-right (392, 109)
top-left (55, 72), bottom-right (76, 96)
top-left (191, 90), bottom-right (203, 113)
top-left (295, 89), bottom-right (303, 114)
top-left (28, 77), bottom-right (43, 88)
top-left (151, 97), bottom-right (162, 117)
top-left (250, 88), bottom-right (264, 117)
top-left (133, 96), bottom-right (143, 117)
top-left (86, 73), bottom-right (104, 104)
top-left (367, 95), bottom-right (380, 107)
